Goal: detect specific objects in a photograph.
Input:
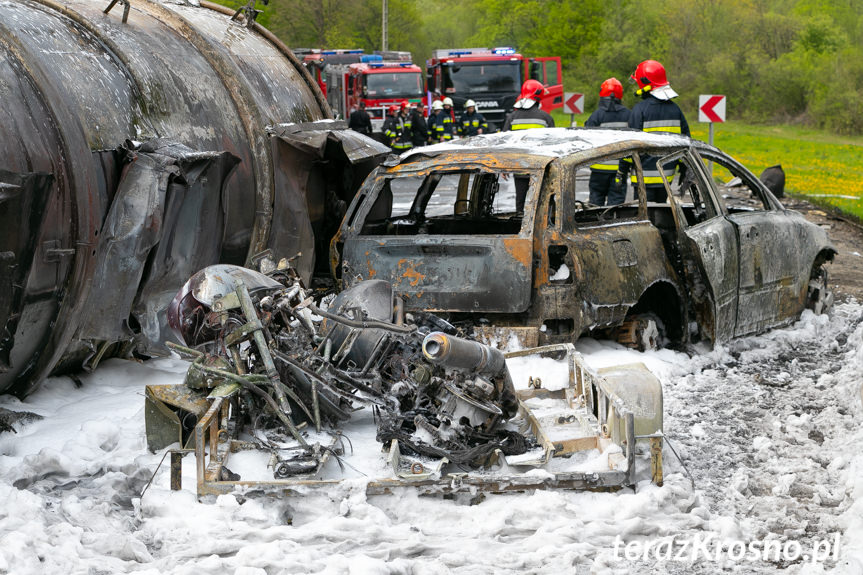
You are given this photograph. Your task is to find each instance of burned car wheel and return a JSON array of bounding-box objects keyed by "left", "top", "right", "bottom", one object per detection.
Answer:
[{"left": 616, "top": 313, "right": 664, "bottom": 352}]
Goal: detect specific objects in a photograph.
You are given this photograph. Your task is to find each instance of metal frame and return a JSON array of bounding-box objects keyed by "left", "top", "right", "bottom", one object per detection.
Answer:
[{"left": 170, "top": 342, "right": 662, "bottom": 497}]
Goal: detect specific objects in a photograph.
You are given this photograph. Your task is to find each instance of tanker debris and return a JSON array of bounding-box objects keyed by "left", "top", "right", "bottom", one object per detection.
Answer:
[
  {"left": 0, "top": 0, "right": 389, "bottom": 399},
  {"left": 147, "top": 255, "right": 665, "bottom": 496}
]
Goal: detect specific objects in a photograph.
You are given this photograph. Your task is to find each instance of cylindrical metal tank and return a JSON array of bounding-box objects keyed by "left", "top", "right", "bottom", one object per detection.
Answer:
[{"left": 0, "top": 0, "right": 333, "bottom": 396}]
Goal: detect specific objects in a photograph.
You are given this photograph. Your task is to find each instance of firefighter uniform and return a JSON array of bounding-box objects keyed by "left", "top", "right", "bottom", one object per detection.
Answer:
[
  {"left": 410, "top": 105, "right": 429, "bottom": 147},
  {"left": 626, "top": 61, "right": 690, "bottom": 203},
  {"left": 585, "top": 97, "right": 631, "bottom": 205},
  {"left": 434, "top": 111, "right": 455, "bottom": 142},
  {"left": 383, "top": 112, "right": 413, "bottom": 152},
  {"left": 505, "top": 80, "right": 555, "bottom": 211},
  {"left": 502, "top": 106, "right": 555, "bottom": 131},
  {"left": 627, "top": 96, "right": 689, "bottom": 202},
  {"left": 459, "top": 109, "right": 488, "bottom": 137}
]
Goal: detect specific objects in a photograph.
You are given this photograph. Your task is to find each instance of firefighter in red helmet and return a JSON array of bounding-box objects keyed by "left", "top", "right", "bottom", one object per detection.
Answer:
[
  {"left": 626, "top": 60, "right": 690, "bottom": 203},
  {"left": 382, "top": 102, "right": 413, "bottom": 152},
  {"left": 503, "top": 79, "right": 555, "bottom": 131},
  {"left": 584, "top": 77, "right": 631, "bottom": 206},
  {"left": 503, "top": 79, "right": 556, "bottom": 212}
]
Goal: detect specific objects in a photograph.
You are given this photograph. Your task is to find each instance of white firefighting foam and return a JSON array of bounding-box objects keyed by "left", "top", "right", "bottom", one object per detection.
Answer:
[{"left": 0, "top": 303, "right": 861, "bottom": 574}]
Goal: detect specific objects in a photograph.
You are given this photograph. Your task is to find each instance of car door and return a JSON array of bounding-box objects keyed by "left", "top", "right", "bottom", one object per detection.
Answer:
[
  {"left": 663, "top": 149, "right": 740, "bottom": 343},
  {"left": 528, "top": 57, "right": 563, "bottom": 111},
  {"left": 699, "top": 150, "right": 806, "bottom": 336}
]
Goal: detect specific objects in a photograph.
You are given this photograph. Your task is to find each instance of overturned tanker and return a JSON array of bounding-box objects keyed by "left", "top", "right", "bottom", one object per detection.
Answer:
[
  {"left": 147, "top": 258, "right": 666, "bottom": 496},
  {"left": 0, "top": 0, "right": 390, "bottom": 397}
]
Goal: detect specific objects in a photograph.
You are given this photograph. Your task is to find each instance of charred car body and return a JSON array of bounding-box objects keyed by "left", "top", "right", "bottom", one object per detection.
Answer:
[{"left": 331, "top": 129, "right": 836, "bottom": 349}]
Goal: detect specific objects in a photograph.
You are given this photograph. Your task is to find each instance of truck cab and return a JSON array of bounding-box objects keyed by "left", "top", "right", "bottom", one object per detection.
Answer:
[
  {"left": 326, "top": 53, "right": 424, "bottom": 136},
  {"left": 427, "top": 47, "right": 563, "bottom": 131}
]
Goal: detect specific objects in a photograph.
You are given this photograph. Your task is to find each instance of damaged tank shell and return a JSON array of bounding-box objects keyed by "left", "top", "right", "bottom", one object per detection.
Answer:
[{"left": 0, "top": 0, "right": 346, "bottom": 396}]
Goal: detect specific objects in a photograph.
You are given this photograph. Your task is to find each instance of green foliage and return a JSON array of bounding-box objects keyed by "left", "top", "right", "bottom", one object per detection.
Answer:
[{"left": 210, "top": 0, "right": 863, "bottom": 136}]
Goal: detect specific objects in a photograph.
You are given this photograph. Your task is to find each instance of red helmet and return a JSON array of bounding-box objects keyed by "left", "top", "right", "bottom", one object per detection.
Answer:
[
  {"left": 631, "top": 60, "right": 669, "bottom": 91},
  {"left": 519, "top": 79, "right": 546, "bottom": 101},
  {"left": 400, "top": 100, "right": 409, "bottom": 110},
  {"left": 599, "top": 77, "right": 623, "bottom": 99},
  {"left": 388, "top": 104, "right": 400, "bottom": 114}
]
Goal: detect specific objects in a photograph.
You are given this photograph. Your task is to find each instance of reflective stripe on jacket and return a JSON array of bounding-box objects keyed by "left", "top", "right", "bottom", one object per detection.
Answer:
[
  {"left": 503, "top": 106, "right": 555, "bottom": 131},
  {"left": 628, "top": 95, "right": 690, "bottom": 186},
  {"left": 585, "top": 97, "right": 631, "bottom": 171},
  {"left": 459, "top": 111, "right": 488, "bottom": 136}
]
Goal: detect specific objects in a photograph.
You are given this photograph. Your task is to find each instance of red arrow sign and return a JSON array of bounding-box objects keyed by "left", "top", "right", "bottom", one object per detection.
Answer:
[
  {"left": 564, "top": 92, "right": 584, "bottom": 115},
  {"left": 699, "top": 95, "right": 726, "bottom": 123}
]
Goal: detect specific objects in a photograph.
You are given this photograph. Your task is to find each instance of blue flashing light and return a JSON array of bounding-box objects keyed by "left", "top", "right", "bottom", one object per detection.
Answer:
[
  {"left": 369, "top": 62, "right": 384, "bottom": 68},
  {"left": 448, "top": 50, "right": 473, "bottom": 57},
  {"left": 492, "top": 46, "right": 516, "bottom": 55},
  {"left": 361, "top": 54, "right": 384, "bottom": 63},
  {"left": 399, "top": 62, "right": 413, "bottom": 67}
]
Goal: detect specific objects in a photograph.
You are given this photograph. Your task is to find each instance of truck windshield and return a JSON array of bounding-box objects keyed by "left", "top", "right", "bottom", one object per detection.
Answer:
[
  {"left": 442, "top": 61, "right": 521, "bottom": 94},
  {"left": 365, "top": 72, "right": 423, "bottom": 98}
]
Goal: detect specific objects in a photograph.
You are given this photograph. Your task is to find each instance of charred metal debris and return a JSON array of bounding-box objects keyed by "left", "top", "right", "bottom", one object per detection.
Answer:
[{"left": 147, "top": 254, "right": 665, "bottom": 496}]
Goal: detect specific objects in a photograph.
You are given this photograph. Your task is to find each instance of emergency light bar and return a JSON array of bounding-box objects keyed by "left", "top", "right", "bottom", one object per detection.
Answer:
[
  {"left": 322, "top": 49, "right": 364, "bottom": 55},
  {"left": 492, "top": 46, "right": 516, "bottom": 55},
  {"left": 369, "top": 61, "right": 416, "bottom": 68},
  {"left": 361, "top": 54, "right": 384, "bottom": 63}
]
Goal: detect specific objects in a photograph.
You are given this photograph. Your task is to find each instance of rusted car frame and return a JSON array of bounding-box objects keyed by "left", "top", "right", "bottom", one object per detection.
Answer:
[{"left": 331, "top": 129, "right": 836, "bottom": 348}]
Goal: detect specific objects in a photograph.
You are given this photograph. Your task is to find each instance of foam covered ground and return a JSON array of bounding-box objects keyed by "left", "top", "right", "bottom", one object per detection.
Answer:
[{"left": 1, "top": 303, "right": 861, "bottom": 574}]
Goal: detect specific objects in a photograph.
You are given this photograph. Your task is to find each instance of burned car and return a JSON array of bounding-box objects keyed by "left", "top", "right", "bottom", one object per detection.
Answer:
[{"left": 331, "top": 129, "right": 836, "bottom": 349}]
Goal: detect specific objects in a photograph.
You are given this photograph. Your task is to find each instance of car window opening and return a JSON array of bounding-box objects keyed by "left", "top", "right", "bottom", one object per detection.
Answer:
[{"left": 359, "top": 171, "right": 532, "bottom": 236}]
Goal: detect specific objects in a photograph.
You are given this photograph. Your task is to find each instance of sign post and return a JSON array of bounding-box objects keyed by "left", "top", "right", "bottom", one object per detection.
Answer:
[
  {"left": 564, "top": 92, "right": 584, "bottom": 127},
  {"left": 699, "top": 94, "right": 726, "bottom": 176}
]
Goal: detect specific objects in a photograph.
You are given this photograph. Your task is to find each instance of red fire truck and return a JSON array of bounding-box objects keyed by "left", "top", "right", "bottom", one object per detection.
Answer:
[
  {"left": 293, "top": 49, "right": 366, "bottom": 99},
  {"left": 325, "top": 52, "right": 425, "bottom": 137},
  {"left": 426, "top": 47, "right": 563, "bottom": 131}
]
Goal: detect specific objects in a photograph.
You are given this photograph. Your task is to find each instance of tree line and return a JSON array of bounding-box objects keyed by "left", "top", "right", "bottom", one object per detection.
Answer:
[{"left": 217, "top": 0, "right": 863, "bottom": 135}]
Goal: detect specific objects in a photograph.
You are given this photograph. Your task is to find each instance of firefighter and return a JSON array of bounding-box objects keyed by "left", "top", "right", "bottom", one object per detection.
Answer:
[
  {"left": 434, "top": 97, "right": 456, "bottom": 142},
  {"left": 428, "top": 100, "right": 443, "bottom": 144},
  {"left": 348, "top": 101, "right": 372, "bottom": 136},
  {"left": 584, "top": 78, "right": 631, "bottom": 206},
  {"left": 626, "top": 59, "right": 690, "bottom": 203},
  {"left": 502, "top": 79, "right": 555, "bottom": 131},
  {"left": 503, "top": 80, "right": 555, "bottom": 211},
  {"left": 458, "top": 100, "right": 488, "bottom": 137},
  {"left": 383, "top": 103, "right": 413, "bottom": 153},
  {"left": 410, "top": 101, "right": 429, "bottom": 147}
]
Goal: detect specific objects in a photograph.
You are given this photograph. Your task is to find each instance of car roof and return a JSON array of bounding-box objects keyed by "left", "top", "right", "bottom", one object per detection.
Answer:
[{"left": 401, "top": 127, "right": 695, "bottom": 162}]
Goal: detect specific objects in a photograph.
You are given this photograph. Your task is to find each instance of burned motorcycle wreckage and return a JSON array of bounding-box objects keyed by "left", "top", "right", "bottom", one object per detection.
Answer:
[
  {"left": 152, "top": 256, "right": 526, "bottom": 478},
  {"left": 147, "top": 257, "right": 666, "bottom": 496}
]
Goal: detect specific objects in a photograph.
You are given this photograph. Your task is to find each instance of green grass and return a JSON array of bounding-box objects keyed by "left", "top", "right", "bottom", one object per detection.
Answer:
[{"left": 550, "top": 110, "right": 863, "bottom": 221}]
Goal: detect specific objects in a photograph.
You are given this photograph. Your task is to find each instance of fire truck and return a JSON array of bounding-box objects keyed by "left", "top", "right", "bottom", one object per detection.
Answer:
[
  {"left": 325, "top": 52, "right": 425, "bottom": 137},
  {"left": 426, "top": 47, "right": 563, "bottom": 131},
  {"left": 292, "top": 48, "right": 366, "bottom": 99}
]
